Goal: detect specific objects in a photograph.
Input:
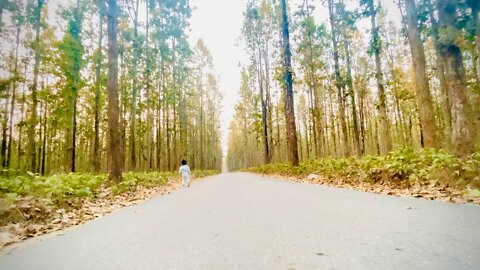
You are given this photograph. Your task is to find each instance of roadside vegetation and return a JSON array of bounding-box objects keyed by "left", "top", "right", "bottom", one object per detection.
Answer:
[
  {"left": 246, "top": 149, "right": 480, "bottom": 204},
  {"left": 0, "top": 170, "right": 218, "bottom": 248}
]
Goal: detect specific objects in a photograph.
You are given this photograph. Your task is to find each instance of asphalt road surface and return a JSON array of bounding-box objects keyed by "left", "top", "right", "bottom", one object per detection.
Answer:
[{"left": 1, "top": 173, "right": 479, "bottom": 270}]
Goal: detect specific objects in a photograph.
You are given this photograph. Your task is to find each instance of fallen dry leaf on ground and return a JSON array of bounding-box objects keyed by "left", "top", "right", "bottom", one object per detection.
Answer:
[
  {"left": 259, "top": 173, "right": 480, "bottom": 206},
  {"left": 0, "top": 176, "right": 205, "bottom": 249}
]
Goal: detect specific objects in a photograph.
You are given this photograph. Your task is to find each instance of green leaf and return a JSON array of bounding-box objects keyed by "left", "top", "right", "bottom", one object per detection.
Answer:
[{"left": 470, "top": 189, "right": 480, "bottom": 198}]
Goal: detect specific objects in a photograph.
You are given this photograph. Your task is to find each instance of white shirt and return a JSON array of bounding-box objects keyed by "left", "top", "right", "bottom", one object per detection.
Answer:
[{"left": 179, "top": 165, "right": 191, "bottom": 175}]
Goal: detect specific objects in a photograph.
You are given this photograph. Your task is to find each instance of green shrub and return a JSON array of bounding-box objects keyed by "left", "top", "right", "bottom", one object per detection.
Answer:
[
  {"left": 246, "top": 148, "right": 480, "bottom": 187},
  {"left": 0, "top": 169, "right": 219, "bottom": 205}
]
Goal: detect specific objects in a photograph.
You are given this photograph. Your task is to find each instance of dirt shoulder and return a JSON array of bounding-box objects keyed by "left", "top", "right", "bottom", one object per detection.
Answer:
[{"left": 255, "top": 172, "right": 480, "bottom": 205}]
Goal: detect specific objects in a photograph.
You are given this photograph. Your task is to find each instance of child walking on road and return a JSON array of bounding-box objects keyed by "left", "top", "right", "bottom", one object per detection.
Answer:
[{"left": 179, "top": 160, "right": 191, "bottom": 187}]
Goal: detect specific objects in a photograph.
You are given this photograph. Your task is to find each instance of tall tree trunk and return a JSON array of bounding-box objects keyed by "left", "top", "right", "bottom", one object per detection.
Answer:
[
  {"left": 313, "top": 89, "right": 324, "bottom": 157},
  {"left": 93, "top": 7, "right": 103, "bottom": 172},
  {"left": 199, "top": 73, "right": 204, "bottom": 169},
  {"left": 327, "top": 85, "right": 337, "bottom": 156},
  {"left": 280, "top": 0, "right": 299, "bottom": 166},
  {"left": 145, "top": 1, "right": 152, "bottom": 170},
  {"left": 343, "top": 31, "right": 361, "bottom": 156},
  {"left": 129, "top": 0, "right": 140, "bottom": 170},
  {"left": 41, "top": 100, "right": 47, "bottom": 175},
  {"left": 172, "top": 36, "right": 177, "bottom": 171},
  {"left": 304, "top": 0, "right": 318, "bottom": 158},
  {"left": 304, "top": 6, "right": 321, "bottom": 157},
  {"left": 304, "top": 107, "right": 310, "bottom": 159},
  {"left": 257, "top": 48, "right": 270, "bottom": 164},
  {"left": 367, "top": 0, "right": 392, "bottom": 155},
  {"left": 437, "top": 0, "right": 476, "bottom": 157},
  {"left": 38, "top": 99, "right": 43, "bottom": 173},
  {"left": 264, "top": 41, "right": 274, "bottom": 162},
  {"left": 275, "top": 95, "right": 281, "bottom": 161},
  {"left": 65, "top": 89, "right": 75, "bottom": 172},
  {"left": 405, "top": 0, "right": 438, "bottom": 148},
  {"left": 105, "top": 0, "right": 124, "bottom": 181},
  {"left": 307, "top": 83, "right": 317, "bottom": 157},
  {"left": 65, "top": 0, "right": 82, "bottom": 173},
  {"left": 6, "top": 25, "right": 21, "bottom": 168},
  {"left": 327, "top": 0, "right": 349, "bottom": 157},
  {"left": 427, "top": 0, "right": 451, "bottom": 145},
  {"left": 156, "top": 85, "right": 161, "bottom": 170},
  {"left": 27, "top": 0, "right": 44, "bottom": 173},
  {"left": 17, "top": 65, "right": 27, "bottom": 170},
  {"left": 1, "top": 83, "right": 9, "bottom": 167},
  {"left": 72, "top": 97, "right": 77, "bottom": 172},
  {"left": 358, "top": 82, "right": 366, "bottom": 154},
  {"left": 65, "top": 93, "right": 74, "bottom": 172},
  {"left": 166, "top": 101, "right": 171, "bottom": 171}
]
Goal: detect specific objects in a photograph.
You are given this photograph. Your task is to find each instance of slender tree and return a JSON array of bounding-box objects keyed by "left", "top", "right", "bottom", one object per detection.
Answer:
[
  {"left": 328, "top": 0, "right": 349, "bottom": 157},
  {"left": 280, "top": 0, "right": 299, "bottom": 166},
  {"left": 404, "top": 0, "right": 438, "bottom": 148},
  {"left": 126, "top": 0, "right": 140, "bottom": 170},
  {"left": 363, "top": 0, "right": 392, "bottom": 155},
  {"left": 105, "top": 0, "right": 124, "bottom": 181},
  {"left": 426, "top": 0, "right": 451, "bottom": 144},
  {"left": 26, "top": 0, "right": 44, "bottom": 172},
  {"left": 59, "top": 0, "right": 84, "bottom": 172},
  {"left": 93, "top": 0, "right": 104, "bottom": 172}
]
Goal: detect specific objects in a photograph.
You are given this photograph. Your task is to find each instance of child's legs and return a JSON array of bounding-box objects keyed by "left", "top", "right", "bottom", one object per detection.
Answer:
[{"left": 182, "top": 173, "right": 189, "bottom": 186}]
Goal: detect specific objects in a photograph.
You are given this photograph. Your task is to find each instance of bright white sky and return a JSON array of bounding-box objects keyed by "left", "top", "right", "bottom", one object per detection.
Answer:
[{"left": 188, "top": 0, "right": 248, "bottom": 155}]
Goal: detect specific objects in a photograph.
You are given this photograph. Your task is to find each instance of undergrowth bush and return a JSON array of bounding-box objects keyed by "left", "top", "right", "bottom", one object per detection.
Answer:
[
  {"left": 0, "top": 172, "right": 107, "bottom": 205},
  {"left": 247, "top": 148, "right": 480, "bottom": 188},
  {"left": 0, "top": 169, "right": 219, "bottom": 204}
]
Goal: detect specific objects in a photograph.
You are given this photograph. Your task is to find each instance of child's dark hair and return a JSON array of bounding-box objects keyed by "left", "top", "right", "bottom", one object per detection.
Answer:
[{"left": 181, "top": 159, "right": 187, "bottom": 165}]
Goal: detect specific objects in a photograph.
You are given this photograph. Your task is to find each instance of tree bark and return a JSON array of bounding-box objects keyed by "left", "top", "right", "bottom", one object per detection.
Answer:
[
  {"left": 41, "top": 100, "right": 47, "bottom": 175},
  {"left": 263, "top": 40, "right": 274, "bottom": 163},
  {"left": 1, "top": 83, "right": 9, "bottom": 167},
  {"left": 342, "top": 24, "right": 362, "bottom": 156},
  {"left": 93, "top": 4, "right": 103, "bottom": 172},
  {"left": 129, "top": 0, "right": 140, "bottom": 170},
  {"left": 426, "top": 0, "right": 451, "bottom": 145},
  {"left": 327, "top": 0, "right": 349, "bottom": 157},
  {"left": 17, "top": 65, "right": 27, "bottom": 170},
  {"left": 405, "top": 0, "right": 438, "bottom": 148},
  {"left": 27, "top": 0, "right": 44, "bottom": 173},
  {"left": 105, "top": 0, "right": 124, "bottom": 181},
  {"left": 437, "top": 0, "right": 476, "bottom": 157},
  {"left": 280, "top": 0, "right": 299, "bottom": 166},
  {"left": 6, "top": 24, "right": 21, "bottom": 168},
  {"left": 145, "top": 1, "right": 152, "bottom": 170},
  {"left": 367, "top": 0, "right": 392, "bottom": 155},
  {"left": 257, "top": 48, "right": 270, "bottom": 164}
]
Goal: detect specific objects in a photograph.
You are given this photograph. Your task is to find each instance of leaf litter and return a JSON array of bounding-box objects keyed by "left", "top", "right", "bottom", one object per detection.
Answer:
[
  {"left": 261, "top": 173, "right": 480, "bottom": 206},
  {"left": 0, "top": 175, "right": 208, "bottom": 249}
]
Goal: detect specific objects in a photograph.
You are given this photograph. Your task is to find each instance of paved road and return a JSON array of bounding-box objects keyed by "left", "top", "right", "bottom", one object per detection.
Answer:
[{"left": 1, "top": 173, "right": 479, "bottom": 270}]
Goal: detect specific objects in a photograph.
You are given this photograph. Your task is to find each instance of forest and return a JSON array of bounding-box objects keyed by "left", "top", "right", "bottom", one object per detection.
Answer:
[
  {"left": 227, "top": 0, "right": 480, "bottom": 172},
  {"left": 0, "top": 0, "right": 223, "bottom": 182},
  {"left": 0, "top": 0, "right": 479, "bottom": 261},
  {"left": 0, "top": 0, "right": 479, "bottom": 250}
]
